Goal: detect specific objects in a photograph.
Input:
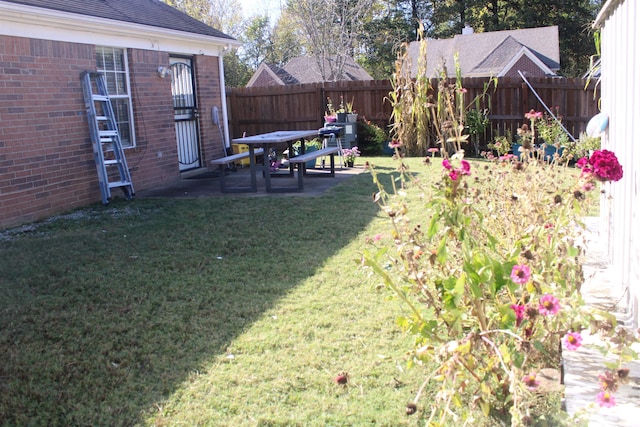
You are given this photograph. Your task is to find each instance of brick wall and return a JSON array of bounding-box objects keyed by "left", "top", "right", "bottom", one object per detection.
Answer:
[
  {"left": 193, "top": 55, "right": 225, "bottom": 161},
  {"left": 0, "top": 35, "right": 224, "bottom": 230},
  {"left": 125, "top": 49, "right": 180, "bottom": 191},
  {"left": 251, "top": 69, "right": 279, "bottom": 87},
  {"left": 0, "top": 36, "right": 97, "bottom": 228},
  {"left": 503, "top": 55, "right": 548, "bottom": 78}
]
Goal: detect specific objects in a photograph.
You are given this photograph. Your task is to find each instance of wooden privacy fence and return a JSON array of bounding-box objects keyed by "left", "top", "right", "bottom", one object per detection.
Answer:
[{"left": 226, "top": 77, "right": 599, "bottom": 147}]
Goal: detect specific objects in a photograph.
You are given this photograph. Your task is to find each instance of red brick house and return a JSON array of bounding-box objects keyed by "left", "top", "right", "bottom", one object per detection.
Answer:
[
  {"left": 0, "top": 0, "right": 240, "bottom": 229},
  {"left": 409, "top": 26, "right": 560, "bottom": 78}
]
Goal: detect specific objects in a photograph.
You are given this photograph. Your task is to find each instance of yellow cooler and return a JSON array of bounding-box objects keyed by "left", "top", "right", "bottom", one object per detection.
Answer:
[{"left": 231, "top": 143, "right": 250, "bottom": 166}]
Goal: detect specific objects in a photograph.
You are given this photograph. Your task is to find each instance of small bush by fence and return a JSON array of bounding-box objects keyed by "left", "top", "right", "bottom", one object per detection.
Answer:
[{"left": 226, "top": 77, "right": 599, "bottom": 151}]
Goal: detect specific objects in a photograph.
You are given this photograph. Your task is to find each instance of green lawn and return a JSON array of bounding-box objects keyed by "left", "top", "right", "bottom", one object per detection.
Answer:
[{"left": 0, "top": 157, "right": 596, "bottom": 426}]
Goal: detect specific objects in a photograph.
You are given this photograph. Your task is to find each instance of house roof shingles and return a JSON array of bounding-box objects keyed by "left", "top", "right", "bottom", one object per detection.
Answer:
[
  {"left": 2, "top": 0, "right": 235, "bottom": 40},
  {"left": 410, "top": 26, "right": 560, "bottom": 78}
]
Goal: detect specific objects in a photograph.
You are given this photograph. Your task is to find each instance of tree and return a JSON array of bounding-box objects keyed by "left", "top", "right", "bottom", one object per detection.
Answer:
[
  {"left": 163, "top": 0, "right": 244, "bottom": 37},
  {"left": 360, "top": 2, "right": 415, "bottom": 79},
  {"left": 269, "top": 11, "right": 304, "bottom": 67},
  {"left": 222, "top": 50, "right": 253, "bottom": 87},
  {"left": 286, "top": 0, "right": 377, "bottom": 81},
  {"left": 241, "top": 15, "right": 273, "bottom": 69}
]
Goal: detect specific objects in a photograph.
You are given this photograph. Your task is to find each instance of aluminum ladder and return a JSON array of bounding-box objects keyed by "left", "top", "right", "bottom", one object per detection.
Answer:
[{"left": 81, "top": 71, "right": 134, "bottom": 204}]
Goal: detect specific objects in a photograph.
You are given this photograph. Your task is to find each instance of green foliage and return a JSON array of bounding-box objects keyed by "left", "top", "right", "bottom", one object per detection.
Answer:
[{"left": 357, "top": 119, "right": 388, "bottom": 155}]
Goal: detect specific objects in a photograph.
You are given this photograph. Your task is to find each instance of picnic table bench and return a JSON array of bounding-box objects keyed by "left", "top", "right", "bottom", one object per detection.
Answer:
[
  {"left": 210, "top": 148, "right": 264, "bottom": 193},
  {"left": 288, "top": 146, "right": 340, "bottom": 191}
]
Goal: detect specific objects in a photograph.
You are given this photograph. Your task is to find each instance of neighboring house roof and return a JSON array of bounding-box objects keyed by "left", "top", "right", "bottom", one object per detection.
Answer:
[
  {"left": 1, "top": 0, "right": 235, "bottom": 40},
  {"left": 246, "top": 56, "right": 373, "bottom": 87},
  {"left": 409, "top": 26, "right": 560, "bottom": 78}
]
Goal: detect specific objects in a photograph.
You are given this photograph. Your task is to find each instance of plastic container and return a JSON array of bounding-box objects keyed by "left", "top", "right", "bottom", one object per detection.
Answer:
[{"left": 231, "top": 143, "right": 250, "bottom": 166}]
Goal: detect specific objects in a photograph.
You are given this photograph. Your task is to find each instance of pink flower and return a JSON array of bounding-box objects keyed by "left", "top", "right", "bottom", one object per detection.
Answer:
[
  {"left": 442, "top": 159, "right": 452, "bottom": 170},
  {"left": 460, "top": 160, "right": 471, "bottom": 175},
  {"left": 510, "top": 264, "right": 531, "bottom": 285},
  {"left": 539, "top": 294, "right": 560, "bottom": 316},
  {"left": 582, "top": 181, "right": 595, "bottom": 192},
  {"left": 596, "top": 391, "right": 616, "bottom": 408},
  {"left": 588, "top": 149, "right": 623, "bottom": 182},
  {"left": 388, "top": 140, "right": 402, "bottom": 149},
  {"left": 525, "top": 110, "right": 543, "bottom": 120},
  {"left": 511, "top": 304, "right": 525, "bottom": 327},
  {"left": 562, "top": 331, "right": 583, "bottom": 350},
  {"left": 576, "top": 157, "right": 589, "bottom": 169},
  {"left": 448, "top": 170, "right": 459, "bottom": 181},
  {"left": 522, "top": 372, "right": 540, "bottom": 390}
]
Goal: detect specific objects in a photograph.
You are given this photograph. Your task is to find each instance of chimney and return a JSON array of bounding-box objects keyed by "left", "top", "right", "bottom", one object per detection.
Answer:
[{"left": 462, "top": 24, "right": 474, "bottom": 35}]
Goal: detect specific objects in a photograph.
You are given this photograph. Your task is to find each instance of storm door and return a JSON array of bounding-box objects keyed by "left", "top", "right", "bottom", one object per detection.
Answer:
[{"left": 170, "top": 57, "right": 201, "bottom": 171}]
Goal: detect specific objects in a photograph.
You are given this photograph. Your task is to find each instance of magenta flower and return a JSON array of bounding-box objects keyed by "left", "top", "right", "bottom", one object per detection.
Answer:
[
  {"left": 522, "top": 372, "right": 539, "bottom": 390},
  {"left": 511, "top": 304, "right": 525, "bottom": 327},
  {"left": 460, "top": 160, "right": 471, "bottom": 175},
  {"left": 596, "top": 391, "right": 616, "bottom": 408},
  {"left": 539, "top": 294, "right": 560, "bottom": 316},
  {"left": 510, "top": 264, "right": 531, "bottom": 285},
  {"left": 562, "top": 331, "right": 583, "bottom": 350},
  {"left": 448, "top": 170, "right": 459, "bottom": 181},
  {"left": 576, "top": 157, "right": 589, "bottom": 169},
  {"left": 588, "top": 149, "right": 623, "bottom": 182},
  {"left": 388, "top": 140, "right": 402, "bottom": 149},
  {"left": 442, "top": 159, "right": 452, "bottom": 170}
]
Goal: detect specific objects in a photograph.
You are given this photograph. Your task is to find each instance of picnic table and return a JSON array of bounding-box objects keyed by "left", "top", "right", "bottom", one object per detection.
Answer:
[{"left": 231, "top": 130, "right": 335, "bottom": 193}]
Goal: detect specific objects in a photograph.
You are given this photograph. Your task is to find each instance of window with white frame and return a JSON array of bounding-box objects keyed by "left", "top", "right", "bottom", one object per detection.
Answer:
[{"left": 95, "top": 46, "right": 135, "bottom": 147}]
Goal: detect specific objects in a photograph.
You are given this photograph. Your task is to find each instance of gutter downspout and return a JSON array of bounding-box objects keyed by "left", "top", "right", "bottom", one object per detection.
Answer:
[{"left": 219, "top": 46, "right": 231, "bottom": 149}]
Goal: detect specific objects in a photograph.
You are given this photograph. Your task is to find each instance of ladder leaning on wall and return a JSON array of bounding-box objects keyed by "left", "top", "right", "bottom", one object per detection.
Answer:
[{"left": 81, "top": 71, "right": 134, "bottom": 205}]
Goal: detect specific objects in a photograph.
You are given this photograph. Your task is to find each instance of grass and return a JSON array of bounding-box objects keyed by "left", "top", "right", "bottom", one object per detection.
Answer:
[{"left": 0, "top": 157, "right": 597, "bottom": 426}]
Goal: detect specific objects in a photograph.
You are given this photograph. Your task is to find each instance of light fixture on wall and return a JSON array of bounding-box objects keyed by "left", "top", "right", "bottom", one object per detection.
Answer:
[{"left": 157, "top": 66, "right": 172, "bottom": 78}]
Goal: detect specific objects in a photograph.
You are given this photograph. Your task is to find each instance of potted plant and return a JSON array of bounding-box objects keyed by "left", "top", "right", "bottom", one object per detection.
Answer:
[
  {"left": 324, "top": 97, "right": 337, "bottom": 123},
  {"left": 345, "top": 98, "right": 358, "bottom": 123},
  {"left": 335, "top": 95, "right": 348, "bottom": 122},
  {"left": 342, "top": 146, "right": 361, "bottom": 167}
]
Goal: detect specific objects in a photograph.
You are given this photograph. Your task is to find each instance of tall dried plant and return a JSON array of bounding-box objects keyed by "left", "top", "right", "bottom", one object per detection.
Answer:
[{"left": 388, "top": 26, "right": 496, "bottom": 157}]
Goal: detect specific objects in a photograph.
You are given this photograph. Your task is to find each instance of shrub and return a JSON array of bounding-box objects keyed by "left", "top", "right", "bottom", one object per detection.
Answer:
[{"left": 357, "top": 119, "right": 387, "bottom": 156}]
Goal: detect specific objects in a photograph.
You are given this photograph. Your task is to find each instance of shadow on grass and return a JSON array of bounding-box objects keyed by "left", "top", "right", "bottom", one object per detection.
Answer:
[{"left": 0, "top": 170, "right": 394, "bottom": 425}]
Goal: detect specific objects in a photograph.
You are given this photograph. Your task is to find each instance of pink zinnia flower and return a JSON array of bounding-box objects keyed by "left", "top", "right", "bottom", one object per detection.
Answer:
[
  {"left": 442, "top": 159, "right": 452, "bottom": 170},
  {"left": 525, "top": 110, "right": 543, "bottom": 120},
  {"left": 510, "top": 264, "right": 531, "bottom": 285},
  {"left": 562, "top": 331, "right": 583, "bottom": 350},
  {"left": 511, "top": 304, "right": 525, "bottom": 327},
  {"left": 576, "top": 157, "right": 589, "bottom": 169},
  {"left": 460, "top": 160, "right": 471, "bottom": 175},
  {"left": 449, "top": 170, "right": 459, "bottom": 181},
  {"left": 539, "top": 294, "right": 560, "bottom": 316},
  {"left": 522, "top": 373, "right": 539, "bottom": 390},
  {"left": 596, "top": 391, "right": 616, "bottom": 408}
]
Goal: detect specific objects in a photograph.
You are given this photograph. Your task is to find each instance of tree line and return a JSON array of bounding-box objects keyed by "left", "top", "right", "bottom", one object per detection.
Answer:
[{"left": 163, "top": 0, "right": 604, "bottom": 87}]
